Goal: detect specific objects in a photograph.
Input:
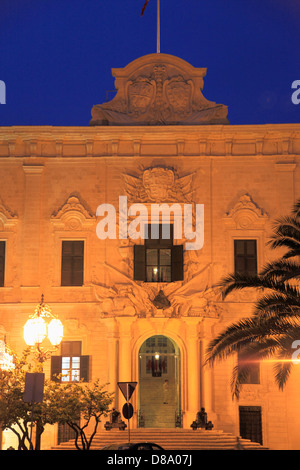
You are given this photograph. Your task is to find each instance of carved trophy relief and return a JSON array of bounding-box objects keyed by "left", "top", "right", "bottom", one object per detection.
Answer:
[
  {"left": 123, "top": 166, "right": 194, "bottom": 204},
  {"left": 91, "top": 259, "right": 223, "bottom": 320}
]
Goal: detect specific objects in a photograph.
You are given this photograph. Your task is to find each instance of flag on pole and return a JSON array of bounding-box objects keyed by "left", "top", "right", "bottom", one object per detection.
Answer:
[{"left": 141, "top": 0, "right": 150, "bottom": 16}]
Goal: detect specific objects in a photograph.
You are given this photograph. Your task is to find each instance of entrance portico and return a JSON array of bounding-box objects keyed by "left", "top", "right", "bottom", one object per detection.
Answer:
[
  {"left": 113, "top": 316, "right": 209, "bottom": 430},
  {"left": 138, "top": 335, "right": 181, "bottom": 428}
]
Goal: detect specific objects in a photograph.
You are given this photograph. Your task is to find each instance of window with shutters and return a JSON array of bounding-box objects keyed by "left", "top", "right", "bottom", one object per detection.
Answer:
[
  {"left": 61, "top": 240, "right": 84, "bottom": 286},
  {"left": 0, "top": 241, "right": 5, "bottom": 287},
  {"left": 234, "top": 239, "right": 257, "bottom": 276},
  {"left": 51, "top": 341, "right": 90, "bottom": 382},
  {"left": 134, "top": 224, "right": 183, "bottom": 282}
]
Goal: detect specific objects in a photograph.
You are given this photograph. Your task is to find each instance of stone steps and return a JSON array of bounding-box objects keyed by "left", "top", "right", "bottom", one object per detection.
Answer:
[{"left": 51, "top": 428, "right": 268, "bottom": 450}]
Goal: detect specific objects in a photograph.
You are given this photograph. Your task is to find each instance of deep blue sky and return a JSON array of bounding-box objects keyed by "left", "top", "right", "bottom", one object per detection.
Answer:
[{"left": 0, "top": 0, "right": 299, "bottom": 126}]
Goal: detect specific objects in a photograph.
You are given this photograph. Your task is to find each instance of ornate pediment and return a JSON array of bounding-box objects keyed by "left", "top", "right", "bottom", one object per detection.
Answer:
[
  {"left": 51, "top": 193, "right": 95, "bottom": 230},
  {"left": 224, "top": 194, "right": 268, "bottom": 229},
  {"left": 0, "top": 197, "right": 18, "bottom": 230},
  {"left": 90, "top": 53, "right": 229, "bottom": 126}
]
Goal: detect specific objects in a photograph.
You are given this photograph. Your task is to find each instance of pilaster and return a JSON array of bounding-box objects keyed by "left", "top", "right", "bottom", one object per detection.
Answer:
[{"left": 21, "top": 165, "right": 44, "bottom": 288}]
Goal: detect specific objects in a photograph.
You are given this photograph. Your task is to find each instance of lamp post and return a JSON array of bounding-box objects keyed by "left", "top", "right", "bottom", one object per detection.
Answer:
[
  {"left": 23, "top": 294, "right": 63, "bottom": 363},
  {"left": 23, "top": 295, "right": 63, "bottom": 450}
]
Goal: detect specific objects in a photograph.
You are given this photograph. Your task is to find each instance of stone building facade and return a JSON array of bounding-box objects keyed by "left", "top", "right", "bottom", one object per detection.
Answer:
[{"left": 1, "top": 53, "right": 300, "bottom": 449}]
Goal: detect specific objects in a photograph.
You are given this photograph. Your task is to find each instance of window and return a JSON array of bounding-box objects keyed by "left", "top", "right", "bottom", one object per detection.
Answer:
[
  {"left": 234, "top": 240, "right": 257, "bottom": 276},
  {"left": 134, "top": 224, "right": 183, "bottom": 282},
  {"left": 61, "top": 240, "right": 84, "bottom": 286},
  {"left": 51, "top": 341, "right": 90, "bottom": 382},
  {"left": 238, "top": 352, "right": 260, "bottom": 384},
  {"left": 0, "top": 241, "right": 5, "bottom": 287}
]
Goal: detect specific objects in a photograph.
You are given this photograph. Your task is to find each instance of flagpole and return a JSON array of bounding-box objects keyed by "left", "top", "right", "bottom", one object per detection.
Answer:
[{"left": 157, "top": 0, "right": 160, "bottom": 53}]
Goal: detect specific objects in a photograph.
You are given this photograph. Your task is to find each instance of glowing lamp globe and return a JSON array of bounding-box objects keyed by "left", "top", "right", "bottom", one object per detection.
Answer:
[
  {"left": 48, "top": 318, "right": 63, "bottom": 346},
  {"left": 23, "top": 295, "right": 63, "bottom": 351},
  {"left": 24, "top": 317, "right": 47, "bottom": 346}
]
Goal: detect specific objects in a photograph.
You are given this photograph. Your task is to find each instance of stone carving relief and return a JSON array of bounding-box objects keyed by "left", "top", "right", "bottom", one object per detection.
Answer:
[
  {"left": 91, "top": 261, "right": 222, "bottom": 320},
  {"left": 123, "top": 166, "right": 194, "bottom": 203},
  {"left": 63, "top": 319, "right": 88, "bottom": 335},
  {"left": 90, "top": 53, "right": 228, "bottom": 126}
]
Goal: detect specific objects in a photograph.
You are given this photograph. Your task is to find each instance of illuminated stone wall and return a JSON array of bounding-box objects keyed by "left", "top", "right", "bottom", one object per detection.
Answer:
[{"left": 0, "top": 120, "right": 300, "bottom": 449}]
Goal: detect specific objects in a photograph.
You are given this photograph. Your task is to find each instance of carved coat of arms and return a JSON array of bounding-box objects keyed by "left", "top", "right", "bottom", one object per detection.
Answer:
[{"left": 90, "top": 53, "right": 229, "bottom": 126}]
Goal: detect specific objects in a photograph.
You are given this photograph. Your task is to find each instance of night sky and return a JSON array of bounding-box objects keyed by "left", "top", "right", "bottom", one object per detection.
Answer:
[{"left": 0, "top": 0, "right": 299, "bottom": 126}]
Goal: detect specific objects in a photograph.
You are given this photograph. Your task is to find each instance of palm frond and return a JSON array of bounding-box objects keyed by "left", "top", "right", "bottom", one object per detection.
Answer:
[
  {"left": 260, "top": 259, "right": 300, "bottom": 282},
  {"left": 273, "top": 361, "right": 293, "bottom": 390},
  {"left": 267, "top": 216, "right": 300, "bottom": 256},
  {"left": 220, "top": 273, "right": 266, "bottom": 299},
  {"left": 206, "top": 316, "right": 280, "bottom": 365},
  {"left": 254, "top": 291, "right": 300, "bottom": 320},
  {"left": 292, "top": 200, "right": 300, "bottom": 218}
]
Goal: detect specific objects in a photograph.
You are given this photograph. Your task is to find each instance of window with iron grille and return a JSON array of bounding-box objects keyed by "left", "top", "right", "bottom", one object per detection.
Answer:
[
  {"left": 57, "top": 420, "right": 80, "bottom": 445},
  {"left": 239, "top": 406, "right": 263, "bottom": 445}
]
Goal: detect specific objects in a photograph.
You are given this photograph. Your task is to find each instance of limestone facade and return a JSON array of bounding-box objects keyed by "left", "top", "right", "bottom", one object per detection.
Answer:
[{"left": 1, "top": 55, "right": 300, "bottom": 450}]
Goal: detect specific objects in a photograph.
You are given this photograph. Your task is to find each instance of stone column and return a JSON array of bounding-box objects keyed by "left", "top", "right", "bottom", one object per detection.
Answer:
[
  {"left": 199, "top": 319, "right": 217, "bottom": 424},
  {"left": 106, "top": 318, "right": 119, "bottom": 408},
  {"left": 275, "top": 163, "right": 296, "bottom": 215},
  {"left": 184, "top": 318, "right": 201, "bottom": 426},
  {"left": 117, "top": 317, "right": 134, "bottom": 408}
]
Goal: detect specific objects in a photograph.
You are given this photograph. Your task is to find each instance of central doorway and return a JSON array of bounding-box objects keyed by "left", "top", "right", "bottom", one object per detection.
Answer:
[{"left": 138, "top": 335, "right": 181, "bottom": 428}]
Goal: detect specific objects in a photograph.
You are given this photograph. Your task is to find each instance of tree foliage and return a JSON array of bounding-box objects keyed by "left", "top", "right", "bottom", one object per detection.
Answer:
[
  {"left": 0, "top": 349, "right": 113, "bottom": 450},
  {"left": 0, "top": 348, "right": 49, "bottom": 450},
  {"left": 45, "top": 379, "right": 113, "bottom": 450}
]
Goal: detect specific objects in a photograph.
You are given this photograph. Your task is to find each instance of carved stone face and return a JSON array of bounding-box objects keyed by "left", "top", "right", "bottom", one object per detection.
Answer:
[{"left": 142, "top": 167, "right": 175, "bottom": 201}]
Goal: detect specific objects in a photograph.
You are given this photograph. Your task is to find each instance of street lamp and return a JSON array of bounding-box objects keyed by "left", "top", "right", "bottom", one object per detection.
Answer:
[{"left": 23, "top": 295, "right": 63, "bottom": 362}]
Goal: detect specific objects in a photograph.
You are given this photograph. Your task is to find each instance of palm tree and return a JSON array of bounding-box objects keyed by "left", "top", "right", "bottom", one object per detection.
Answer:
[{"left": 206, "top": 200, "right": 300, "bottom": 399}]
